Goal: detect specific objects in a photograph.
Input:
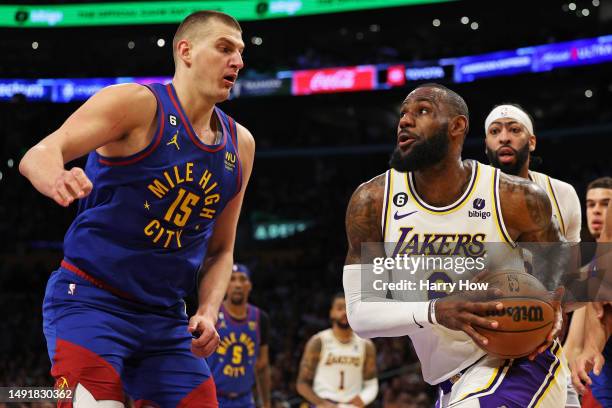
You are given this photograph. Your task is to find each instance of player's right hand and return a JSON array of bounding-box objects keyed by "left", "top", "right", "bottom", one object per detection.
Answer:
[
  {"left": 188, "top": 313, "right": 220, "bottom": 358},
  {"left": 570, "top": 347, "right": 605, "bottom": 394},
  {"left": 435, "top": 293, "right": 503, "bottom": 347},
  {"left": 51, "top": 167, "right": 93, "bottom": 207}
]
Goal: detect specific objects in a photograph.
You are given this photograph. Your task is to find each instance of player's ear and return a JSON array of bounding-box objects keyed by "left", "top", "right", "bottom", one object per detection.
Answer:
[
  {"left": 450, "top": 115, "right": 468, "bottom": 139},
  {"left": 529, "top": 133, "right": 536, "bottom": 152},
  {"left": 176, "top": 39, "right": 193, "bottom": 67}
]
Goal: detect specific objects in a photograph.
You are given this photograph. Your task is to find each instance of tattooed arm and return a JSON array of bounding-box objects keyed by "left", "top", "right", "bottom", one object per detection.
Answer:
[
  {"left": 296, "top": 335, "right": 334, "bottom": 407},
  {"left": 499, "top": 172, "right": 564, "bottom": 244},
  {"left": 345, "top": 174, "right": 386, "bottom": 265},
  {"left": 349, "top": 340, "right": 379, "bottom": 407},
  {"left": 499, "top": 173, "right": 567, "bottom": 357}
]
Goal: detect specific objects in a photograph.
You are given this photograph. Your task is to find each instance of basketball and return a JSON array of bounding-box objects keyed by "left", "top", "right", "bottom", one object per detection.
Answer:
[{"left": 474, "top": 271, "right": 555, "bottom": 359}]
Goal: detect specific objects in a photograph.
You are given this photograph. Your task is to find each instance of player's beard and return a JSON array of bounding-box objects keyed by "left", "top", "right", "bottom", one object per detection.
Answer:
[
  {"left": 486, "top": 142, "right": 530, "bottom": 176},
  {"left": 332, "top": 318, "right": 351, "bottom": 330},
  {"left": 230, "top": 292, "right": 245, "bottom": 305},
  {"left": 389, "top": 122, "right": 450, "bottom": 172}
]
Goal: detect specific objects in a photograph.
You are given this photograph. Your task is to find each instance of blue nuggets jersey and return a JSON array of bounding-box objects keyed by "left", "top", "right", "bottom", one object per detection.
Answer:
[
  {"left": 62, "top": 83, "right": 242, "bottom": 307},
  {"left": 208, "top": 304, "right": 261, "bottom": 396}
]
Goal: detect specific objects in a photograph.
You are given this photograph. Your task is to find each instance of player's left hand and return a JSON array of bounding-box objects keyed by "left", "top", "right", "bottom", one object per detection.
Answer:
[
  {"left": 528, "top": 286, "right": 564, "bottom": 361},
  {"left": 188, "top": 313, "right": 220, "bottom": 358},
  {"left": 570, "top": 347, "right": 605, "bottom": 394}
]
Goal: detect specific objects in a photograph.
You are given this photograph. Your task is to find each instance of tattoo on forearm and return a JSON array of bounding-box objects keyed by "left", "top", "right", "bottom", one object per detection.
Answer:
[
  {"left": 363, "top": 341, "right": 377, "bottom": 380},
  {"left": 298, "top": 337, "right": 322, "bottom": 384}
]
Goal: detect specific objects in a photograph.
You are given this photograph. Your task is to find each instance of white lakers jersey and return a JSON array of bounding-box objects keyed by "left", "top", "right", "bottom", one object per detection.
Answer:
[
  {"left": 529, "top": 170, "right": 581, "bottom": 243},
  {"left": 381, "top": 160, "right": 524, "bottom": 384},
  {"left": 313, "top": 329, "right": 367, "bottom": 403}
]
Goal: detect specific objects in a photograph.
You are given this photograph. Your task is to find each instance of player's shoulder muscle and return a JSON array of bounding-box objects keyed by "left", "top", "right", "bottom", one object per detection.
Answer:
[
  {"left": 52, "top": 83, "right": 158, "bottom": 162},
  {"left": 346, "top": 173, "right": 386, "bottom": 233},
  {"left": 498, "top": 171, "right": 553, "bottom": 234},
  {"left": 345, "top": 173, "right": 386, "bottom": 263}
]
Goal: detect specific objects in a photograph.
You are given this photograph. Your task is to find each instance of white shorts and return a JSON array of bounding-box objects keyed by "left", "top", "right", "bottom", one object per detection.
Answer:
[{"left": 435, "top": 341, "right": 568, "bottom": 408}]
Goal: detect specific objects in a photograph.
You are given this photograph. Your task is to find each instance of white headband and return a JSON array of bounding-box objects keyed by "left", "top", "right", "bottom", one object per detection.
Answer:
[{"left": 485, "top": 105, "right": 534, "bottom": 135}]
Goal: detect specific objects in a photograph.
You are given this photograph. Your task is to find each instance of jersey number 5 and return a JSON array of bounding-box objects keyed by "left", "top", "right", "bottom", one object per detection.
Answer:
[{"left": 232, "top": 345, "right": 243, "bottom": 365}]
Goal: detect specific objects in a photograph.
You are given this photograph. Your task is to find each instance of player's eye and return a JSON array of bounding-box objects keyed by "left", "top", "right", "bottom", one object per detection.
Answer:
[
  {"left": 419, "top": 108, "right": 429, "bottom": 115},
  {"left": 511, "top": 127, "right": 521, "bottom": 133}
]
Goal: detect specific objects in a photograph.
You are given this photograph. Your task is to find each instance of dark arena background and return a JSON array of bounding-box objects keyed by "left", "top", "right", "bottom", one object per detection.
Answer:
[{"left": 1, "top": 0, "right": 611, "bottom": 407}]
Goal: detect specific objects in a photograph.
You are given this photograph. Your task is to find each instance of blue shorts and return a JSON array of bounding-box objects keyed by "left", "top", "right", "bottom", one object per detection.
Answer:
[
  {"left": 217, "top": 393, "right": 255, "bottom": 408},
  {"left": 590, "top": 361, "right": 612, "bottom": 406},
  {"left": 43, "top": 267, "right": 216, "bottom": 408}
]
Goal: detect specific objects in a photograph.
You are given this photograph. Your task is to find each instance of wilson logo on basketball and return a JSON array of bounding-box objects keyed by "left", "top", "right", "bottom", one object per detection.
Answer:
[
  {"left": 486, "top": 306, "right": 544, "bottom": 322},
  {"left": 468, "top": 198, "right": 491, "bottom": 219}
]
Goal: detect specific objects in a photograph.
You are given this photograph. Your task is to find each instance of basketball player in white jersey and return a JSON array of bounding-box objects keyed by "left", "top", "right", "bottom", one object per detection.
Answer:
[
  {"left": 343, "top": 83, "right": 568, "bottom": 407},
  {"left": 484, "top": 103, "right": 582, "bottom": 408},
  {"left": 297, "top": 293, "right": 378, "bottom": 407},
  {"left": 484, "top": 103, "right": 581, "bottom": 243}
]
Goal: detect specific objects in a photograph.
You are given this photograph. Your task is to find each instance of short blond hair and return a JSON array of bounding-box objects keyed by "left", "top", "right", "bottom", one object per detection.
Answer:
[{"left": 172, "top": 10, "right": 242, "bottom": 64}]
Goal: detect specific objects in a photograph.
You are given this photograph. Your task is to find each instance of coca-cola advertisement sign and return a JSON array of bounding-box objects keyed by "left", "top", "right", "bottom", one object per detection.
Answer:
[{"left": 292, "top": 66, "right": 377, "bottom": 95}]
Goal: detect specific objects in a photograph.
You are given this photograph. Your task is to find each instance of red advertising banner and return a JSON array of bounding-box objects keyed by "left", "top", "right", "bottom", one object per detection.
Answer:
[{"left": 292, "top": 66, "right": 377, "bottom": 95}]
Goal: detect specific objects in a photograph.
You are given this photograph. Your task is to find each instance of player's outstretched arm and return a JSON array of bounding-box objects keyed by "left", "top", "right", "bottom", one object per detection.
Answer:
[
  {"left": 19, "top": 84, "right": 157, "bottom": 207},
  {"left": 349, "top": 340, "right": 378, "bottom": 407},
  {"left": 570, "top": 302, "right": 610, "bottom": 394},
  {"left": 189, "top": 123, "right": 255, "bottom": 358},
  {"left": 296, "top": 335, "right": 334, "bottom": 408}
]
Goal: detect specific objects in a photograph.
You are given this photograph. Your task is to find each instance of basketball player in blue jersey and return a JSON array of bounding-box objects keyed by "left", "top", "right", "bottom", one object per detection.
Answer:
[
  {"left": 19, "top": 10, "right": 255, "bottom": 408},
  {"left": 343, "top": 83, "right": 569, "bottom": 407},
  {"left": 570, "top": 179, "right": 612, "bottom": 407},
  {"left": 207, "top": 264, "right": 271, "bottom": 408}
]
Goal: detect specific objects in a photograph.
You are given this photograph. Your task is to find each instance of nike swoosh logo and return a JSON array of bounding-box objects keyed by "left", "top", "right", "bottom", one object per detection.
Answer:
[
  {"left": 394, "top": 210, "right": 417, "bottom": 220},
  {"left": 412, "top": 313, "right": 423, "bottom": 329}
]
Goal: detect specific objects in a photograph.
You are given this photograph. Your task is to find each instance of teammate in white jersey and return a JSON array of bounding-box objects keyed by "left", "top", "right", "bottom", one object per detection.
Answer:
[
  {"left": 343, "top": 83, "right": 567, "bottom": 407},
  {"left": 484, "top": 103, "right": 581, "bottom": 243},
  {"left": 297, "top": 293, "right": 378, "bottom": 407},
  {"left": 484, "top": 103, "right": 582, "bottom": 408}
]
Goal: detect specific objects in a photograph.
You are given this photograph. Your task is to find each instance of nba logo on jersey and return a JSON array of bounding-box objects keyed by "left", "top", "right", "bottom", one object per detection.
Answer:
[{"left": 68, "top": 284, "right": 76, "bottom": 295}]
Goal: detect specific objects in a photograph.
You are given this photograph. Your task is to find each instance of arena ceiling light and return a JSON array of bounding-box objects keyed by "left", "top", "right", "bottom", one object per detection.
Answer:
[{"left": 0, "top": 0, "right": 455, "bottom": 28}]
